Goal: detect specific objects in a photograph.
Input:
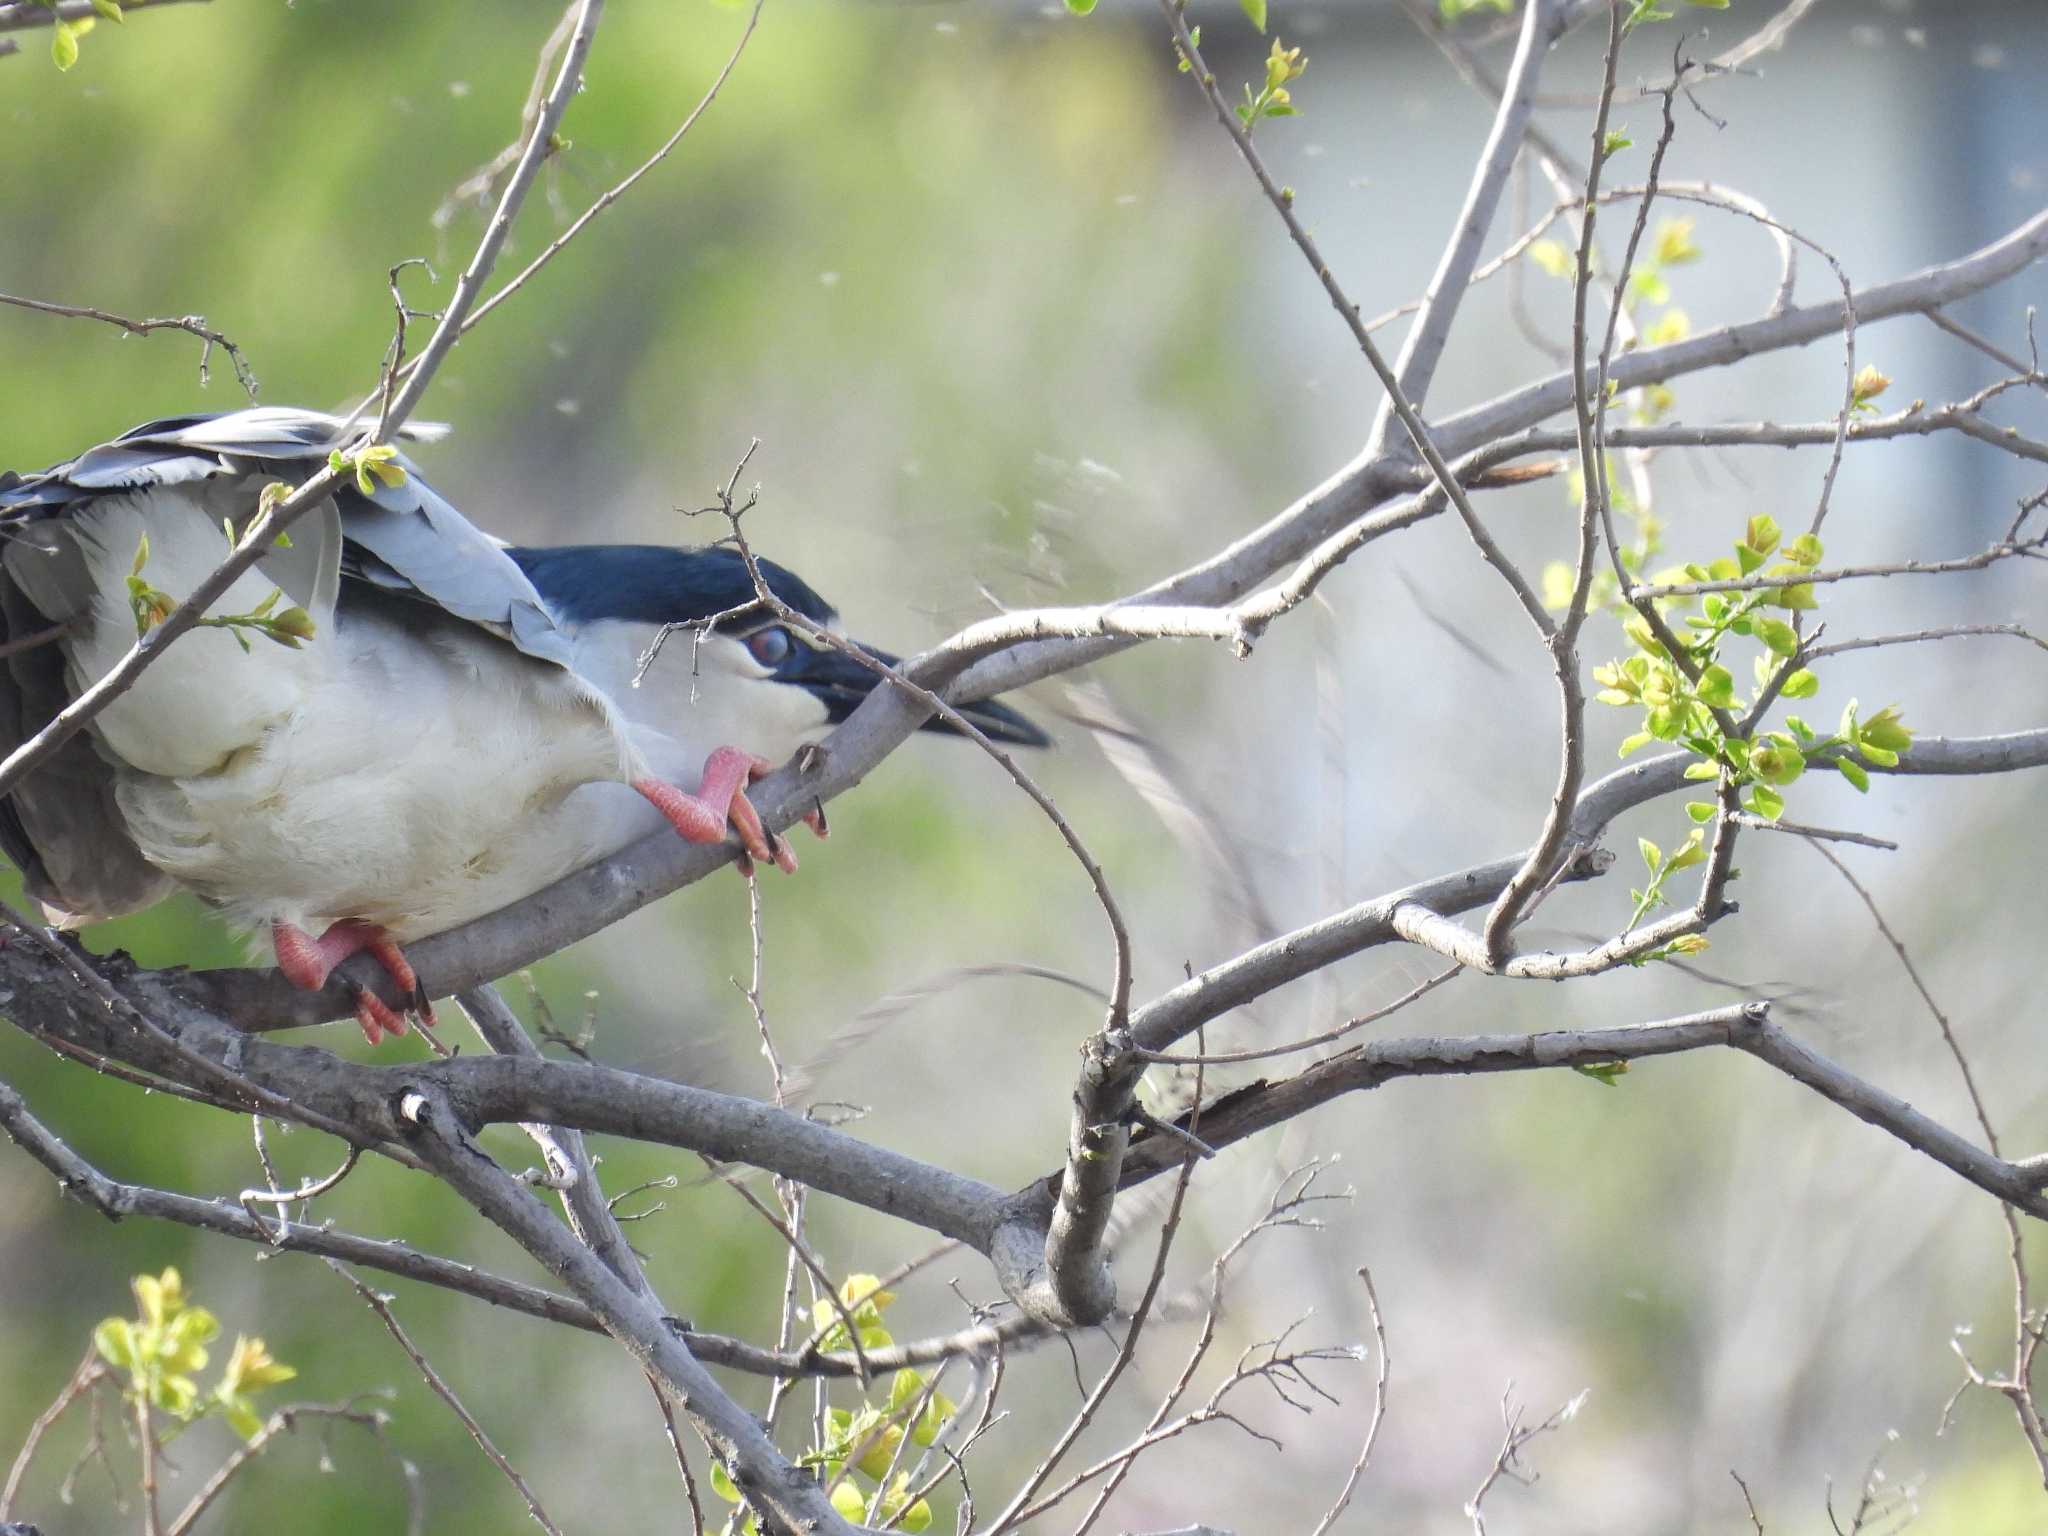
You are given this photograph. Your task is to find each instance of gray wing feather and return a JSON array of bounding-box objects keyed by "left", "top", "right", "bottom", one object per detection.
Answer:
[
  {"left": 0, "top": 406, "right": 572, "bottom": 922},
  {"left": 0, "top": 578, "right": 174, "bottom": 921},
  {"left": 0, "top": 406, "right": 572, "bottom": 668}
]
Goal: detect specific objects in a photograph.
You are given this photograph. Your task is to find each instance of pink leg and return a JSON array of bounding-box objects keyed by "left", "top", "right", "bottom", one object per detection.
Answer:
[
  {"left": 634, "top": 745, "right": 826, "bottom": 877},
  {"left": 272, "top": 919, "right": 428, "bottom": 1046}
]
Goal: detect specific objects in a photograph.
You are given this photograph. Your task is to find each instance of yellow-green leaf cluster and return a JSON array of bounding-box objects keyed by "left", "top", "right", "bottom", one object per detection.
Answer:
[
  {"left": 711, "top": 1275, "right": 957, "bottom": 1535},
  {"left": 1235, "top": 40, "right": 1307, "bottom": 131},
  {"left": 95, "top": 1269, "right": 293, "bottom": 1439},
  {"left": 1582, "top": 513, "right": 1915, "bottom": 940},
  {"left": 328, "top": 442, "right": 409, "bottom": 497}
]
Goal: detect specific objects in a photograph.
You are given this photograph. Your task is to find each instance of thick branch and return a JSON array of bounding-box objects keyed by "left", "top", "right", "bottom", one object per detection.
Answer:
[
  {"left": 1116, "top": 1006, "right": 2048, "bottom": 1222},
  {"left": 1374, "top": 0, "right": 1562, "bottom": 435},
  {"left": 1127, "top": 729, "right": 2048, "bottom": 1055},
  {"left": 395, "top": 1087, "right": 869, "bottom": 1536}
]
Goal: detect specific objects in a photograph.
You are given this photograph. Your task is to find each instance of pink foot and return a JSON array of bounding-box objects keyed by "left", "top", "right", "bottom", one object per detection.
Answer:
[
  {"left": 634, "top": 746, "right": 826, "bottom": 877},
  {"left": 272, "top": 919, "right": 431, "bottom": 1046}
]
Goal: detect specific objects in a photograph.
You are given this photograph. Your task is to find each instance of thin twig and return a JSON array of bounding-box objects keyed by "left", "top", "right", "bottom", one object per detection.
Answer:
[
  {"left": 332, "top": 1263, "right": 567, "bottom": 1536},
  {"left": 986, "top": 1062, "right": 1207, "bottom": 1533},
  {"left": 442, "top": 0, "right": 765, "bottom": 354},
  {"left": 163, "top": 1397, "right": 404, "bottom": 1536},
  {"left": 0, "top": 291, "right": 256, "bottom": 393},
  {"left": 1732, "top": 1469, "right": 1767, "bottom": 1534},
  {"left": 647, "top": 1374, "right": 707, "bottom": 1536},
  {"left": 1480, "top": 0, "right": 1627, "bottom": 968},
  {"left": 1307, "top": 1267, "right": 1391, "bottom": 1536},
  {"left": 0, "top": 0, "right": 208, "bottom": 32},
  {"left": 1137, "top": 965, "right": 1461, "bottom": 1066},
  {"left": 0, "top": 1344, "right": 106, "bottom": 1518}
]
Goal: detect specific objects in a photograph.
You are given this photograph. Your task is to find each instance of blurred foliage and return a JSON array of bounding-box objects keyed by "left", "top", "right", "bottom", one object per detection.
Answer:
[
  {"left": 2, "top": 2, "right": 2045, "bottom": 1533},
  {"left": 0, "top": 3, "right": 1248, "bottom": 1530}
]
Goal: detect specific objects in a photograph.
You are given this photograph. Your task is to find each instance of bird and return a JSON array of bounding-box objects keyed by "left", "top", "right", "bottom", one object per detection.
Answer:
[{"left": 0, "top": 407, "right": 1047, "bottom": 1045}]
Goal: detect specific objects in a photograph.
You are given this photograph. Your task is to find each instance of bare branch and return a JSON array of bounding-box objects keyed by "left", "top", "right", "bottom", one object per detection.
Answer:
[
  {"left": 0, "top": 0, "right": 205, "bottom": 33},
  {"left": 425, "top": 0, "right": 766, "bottom": 366},
  {"left": 1307, "top": 1268, "right": 1390, "bottom": 1536},
  {"left": 369, "top": 0, "right": 603, "bottom": 439},
  {"left": 0, "top": 1344, "right": 106, "bottom": 1520},
  {"left": 1116, "top": 1004, "right": 2048, "bottom": 1227},
  {"left": 163, "top": 1397, "right": 410, "bottom": 1536},
  {"left": 392, "top": 1086, "right": 868, "bottom": 1536},
  {"left": 0, "top": 291, "right": 256, "bottom": 394},
  {"left": 1374, "top": 0, "right": 1564, "bottom": 434},
  {"left": 334, "top": 1264, "right": 566, "bottom": 1536}
]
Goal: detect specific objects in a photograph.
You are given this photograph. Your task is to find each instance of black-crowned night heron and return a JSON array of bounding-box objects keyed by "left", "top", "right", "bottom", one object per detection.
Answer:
[{"left": 0, "top": 408, "right": 1046, "bottom": 1043}]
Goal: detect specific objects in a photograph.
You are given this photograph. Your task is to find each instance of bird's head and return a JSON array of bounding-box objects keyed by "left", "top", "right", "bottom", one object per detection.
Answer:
[{"left": 506, "top": 544, "right": 1049, "bottom": 775}]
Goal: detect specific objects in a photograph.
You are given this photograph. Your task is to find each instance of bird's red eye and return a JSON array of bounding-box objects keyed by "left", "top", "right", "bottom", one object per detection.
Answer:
[{"left": 746, "top": 626, "right": 793, "bottom": 667}]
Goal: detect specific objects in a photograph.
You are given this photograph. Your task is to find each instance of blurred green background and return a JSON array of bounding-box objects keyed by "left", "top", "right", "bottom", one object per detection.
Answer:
[{"left": 3, "top": 1, "right": 2046, "bottom": 1531}]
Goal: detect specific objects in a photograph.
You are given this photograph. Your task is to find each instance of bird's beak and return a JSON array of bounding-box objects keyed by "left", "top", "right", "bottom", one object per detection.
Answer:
[{"left": 781, "top": 638, "right": 1051, "bottom": 748}]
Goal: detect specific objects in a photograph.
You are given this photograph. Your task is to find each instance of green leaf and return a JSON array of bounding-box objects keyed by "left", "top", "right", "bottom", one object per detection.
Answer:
[
  {"left": 1628, "top": 268, "right": 1671, "bottom": 306},
  {"left": 94, "top": 1317, "right": 137, "bottom": 1369},
  {"left": 1683, "top": 761, "right": 1719, "bottom": 780},
  {"left": 1528, "top": 240, "right": 1574, "bottom": 280},
  {"left": 1240, "top": 0, "right": 1267, "bottom": 30},
  {"left": 154, "top": 1373, "right": 200, "bottom": 1419},
  {"left": 1769, "top": 581, "right": 1818, "bottom": 611},
  {"left": 1860, "top": 705, "right": 1914, "bottom": 755},
  {"left": 830, "top": 1483, "right": 866, "bottom": 1525},
  {"left": 1540, "top": 560, "right": 1579, "bottom": 610},
  {"left": 1744, "top": 514, "right": 1781, "bottom": 557},
  {"left": 1643, "top": 307, "right": 1690, "bottom": 346},
  {"left": 1602, "top": 131, "right": 1633, "bottom": 156},
  {"left": 1573, "top": 1061, "right": 1629, "bottom": 1086},
  {"left": 92, "top": 0, "right": 123, "bottom": 19},
  {"left": 269, "top": 606, "right": 317, "bottom": 643},
  {"left": 1755, "top": 618, "right": 1799, "bottom": 656},
  {"left": 1749, "top": 741, "right": 1806, "bottom": 787},
  {"left": 1654, "top": 218, "right": 1701, "bottom": 266},
  {"left": 889, "top": 1368, "right": 926, "bottom": 1412},
  {"left": 1784, "top": 532, "right": 1824, "bottom": 568},
  {"left": 857, "top": 1425, "right": 906, "bottom": 1479},
  {"left": 1639, "top": 837, "right": 1663, "bottom": 873},
  {"left": 708, "top": 1462, "right": 741, "bottom": 1503},
  {"left": 1746, "top": 784, "right": 1785, "bottom": 820},
  {"left": 51, "top": 18, "right": 79, "bottom": 69},
  {"left": 1686, "top": 800, "right": 1716, "bottom": 823},
  {"left": 1618, "top": 731, "right": 1653, "bottom": 758},
  {"left": 1696, "top": 664, "right": 1736, "bottom": 710},
  {"left": 1837, "top": 756, "right": 1871, "bottom": 793},
  {"left": 1666, "top": 832, "right": 1707, "bottom": 872},
  {"left": 1646, "top": 703, "right": 1686, "bottom": 740},
  {"left": 1779, "top": 668, "right": 1820, "bottom": 699},
  {"left": 1064, "top": 0, "right": 1097, "bottom": 12},
  {"left": 912, "top": 1389, "right": 956, "bottom": 1447}
]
